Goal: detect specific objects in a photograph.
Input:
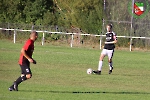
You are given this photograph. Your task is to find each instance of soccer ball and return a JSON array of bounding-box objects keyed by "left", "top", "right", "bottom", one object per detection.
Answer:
[{"left": 87, "top": 68, "right": 93, "bottom": 74}]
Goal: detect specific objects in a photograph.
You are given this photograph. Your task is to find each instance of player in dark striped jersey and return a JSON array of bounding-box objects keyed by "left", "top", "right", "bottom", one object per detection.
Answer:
[{"left": 93, "top": 24, "right": 117, "bottom": 75}]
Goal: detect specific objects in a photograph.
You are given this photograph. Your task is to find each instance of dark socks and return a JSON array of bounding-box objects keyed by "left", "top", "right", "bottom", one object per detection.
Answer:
[
  {"left": 9, "top": 76, "right": 27, "bottom": 91},
  {"left": 15, "top": 76, "right": 23, "bottom": 85},
  {"left": 15, "top": 75, "right": 27, "bottom": 84}
]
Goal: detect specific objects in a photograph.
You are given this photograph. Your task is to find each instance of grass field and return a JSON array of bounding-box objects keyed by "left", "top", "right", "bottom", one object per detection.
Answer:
[{"left": 0, "top": 40, "right": 150, "bottom": 100}]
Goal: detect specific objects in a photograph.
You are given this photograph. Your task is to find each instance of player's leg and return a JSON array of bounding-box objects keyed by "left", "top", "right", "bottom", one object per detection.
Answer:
[
  {"left": 9, "top": 65, "right": 32, "bottom": 91},
  {"left": 107, "top": 50, "right": 114, "bottom": 74},
  {"left": 15, "top": 65, "right": 32, "bottom": 91},
  {"left": 98, "top": 54, "right": 105, "bottom": 71},
  {"left": 9, "top": 65, "right": 24, "bottom": 91},
  {"left": 9, "top": 84, "right": 15, "bottom": 91},
  {"left": 93, "top": 49, "right": 106, "bottom": 75},
  {"left": 14, "top": 73, "right": 32, "bottom": 91}
]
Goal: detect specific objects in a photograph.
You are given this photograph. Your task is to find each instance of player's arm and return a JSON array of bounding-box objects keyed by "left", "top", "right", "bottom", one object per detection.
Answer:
[
  {"left": 105, "top": 40, "right": 117, "bottom": 44},
  {"left": 21, "top": 48, "right": 33, "bottom": 63}
]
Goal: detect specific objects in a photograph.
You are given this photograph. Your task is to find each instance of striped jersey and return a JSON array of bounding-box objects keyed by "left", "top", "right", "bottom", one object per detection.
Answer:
[{"left": 104, "top": 31, "right": 117, "bottom": 50}]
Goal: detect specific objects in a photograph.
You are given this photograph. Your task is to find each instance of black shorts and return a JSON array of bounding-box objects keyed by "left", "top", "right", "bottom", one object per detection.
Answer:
[{"left": 20, "top": 64, "right": 32, "bottom": 75}]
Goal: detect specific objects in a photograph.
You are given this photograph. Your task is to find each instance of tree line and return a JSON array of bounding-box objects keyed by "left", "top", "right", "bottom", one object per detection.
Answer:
[{"left": 0, "top": 0, "right": 103, "bottom": 34}]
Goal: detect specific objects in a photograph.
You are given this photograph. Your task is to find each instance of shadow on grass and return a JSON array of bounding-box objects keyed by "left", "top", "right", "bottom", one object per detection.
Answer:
[{"left": 20, "top": 90, "right": 150, "bottom": 94}]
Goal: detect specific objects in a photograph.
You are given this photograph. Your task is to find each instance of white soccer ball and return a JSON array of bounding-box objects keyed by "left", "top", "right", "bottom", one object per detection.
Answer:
[{"left": 87, "top": 68, "right": 93, "bottom": 74}]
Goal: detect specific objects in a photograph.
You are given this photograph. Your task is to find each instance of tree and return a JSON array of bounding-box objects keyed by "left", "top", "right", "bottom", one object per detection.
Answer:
[{"left": 0, "top": 0, "right": 103, "bottom": 34}]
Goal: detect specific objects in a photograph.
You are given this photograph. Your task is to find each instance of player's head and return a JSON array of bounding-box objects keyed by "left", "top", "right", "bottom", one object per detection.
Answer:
[
  {"left": 106, "top": 24, "right": 113, "bottom": 32},
  {"left": 30, "top": 31, "right": 38, "bottom": 41}
]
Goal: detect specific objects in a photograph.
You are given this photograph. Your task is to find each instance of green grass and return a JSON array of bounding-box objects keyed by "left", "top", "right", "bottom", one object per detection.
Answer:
[{"left": 0, "top": 40, "right": 150, "bottom": 100}]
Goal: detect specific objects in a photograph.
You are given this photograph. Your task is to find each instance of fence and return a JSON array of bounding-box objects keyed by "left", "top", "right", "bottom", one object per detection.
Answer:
[
  {"left": 1, "top": 27, "right": 150, "bottom": 51},
  {"left": 1, "top": 0, "right": 150, "bottom": 51}
]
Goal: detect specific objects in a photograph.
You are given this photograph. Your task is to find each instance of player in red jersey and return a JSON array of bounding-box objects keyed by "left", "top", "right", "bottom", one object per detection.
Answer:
[{"left": 9, "top": 31, "right": 38, "bottom": 91}]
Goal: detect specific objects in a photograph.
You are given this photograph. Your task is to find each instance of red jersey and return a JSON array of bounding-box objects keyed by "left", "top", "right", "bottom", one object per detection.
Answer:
[{"left": 19, "top": 39, "right": 34, "bottom": 65}]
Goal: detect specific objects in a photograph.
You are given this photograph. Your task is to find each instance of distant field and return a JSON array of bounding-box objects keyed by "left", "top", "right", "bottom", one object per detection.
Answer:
[{"left": 0, "top": 40, "right": 150, "bottom": 100}]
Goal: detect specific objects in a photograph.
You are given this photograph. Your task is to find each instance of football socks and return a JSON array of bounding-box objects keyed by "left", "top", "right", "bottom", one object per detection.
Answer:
[
  {"left": 109, "top": 62, "right": 113, "bottom": 70},
  {"left": 98, "top": 61, "right": 103, "bottom": 71}
]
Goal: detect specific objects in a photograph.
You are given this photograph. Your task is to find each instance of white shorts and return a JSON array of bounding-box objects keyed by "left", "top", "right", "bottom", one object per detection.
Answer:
[{"left": 101, "top": 49, "right": 114, "bottom": 59}]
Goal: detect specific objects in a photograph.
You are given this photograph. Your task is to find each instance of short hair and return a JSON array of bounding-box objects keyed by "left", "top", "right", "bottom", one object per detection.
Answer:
[
  {"left": 31, "top": 31, "right": 38, "bottom": 36},
  {"left": 107, "top": 24, "right": 113, "bottom": 29}
]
